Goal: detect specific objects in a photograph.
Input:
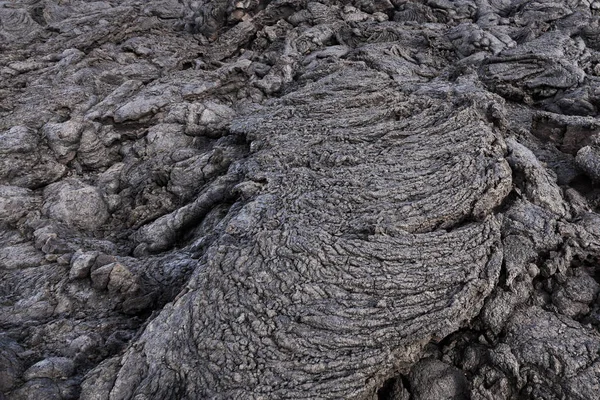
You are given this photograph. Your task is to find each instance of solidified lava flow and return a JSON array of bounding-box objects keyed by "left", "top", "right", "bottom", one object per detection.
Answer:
[{"left": 1, "top": 1, "right": 600, "bottom": 399}]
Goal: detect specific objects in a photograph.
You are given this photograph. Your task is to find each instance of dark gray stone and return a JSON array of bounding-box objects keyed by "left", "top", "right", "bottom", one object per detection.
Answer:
[{"left": 2, "top": 0, "right": 600, "bottom": 399}]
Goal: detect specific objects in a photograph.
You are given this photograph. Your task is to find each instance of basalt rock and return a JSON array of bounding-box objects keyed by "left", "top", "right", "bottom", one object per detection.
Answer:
[{"left": 1, "top": 0, "right": 600, "bottom": 399}]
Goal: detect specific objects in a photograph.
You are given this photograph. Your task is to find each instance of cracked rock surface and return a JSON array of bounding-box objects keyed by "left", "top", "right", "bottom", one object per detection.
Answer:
[{"left": 2, "top": 0, "right": 600, "bottom": 399}]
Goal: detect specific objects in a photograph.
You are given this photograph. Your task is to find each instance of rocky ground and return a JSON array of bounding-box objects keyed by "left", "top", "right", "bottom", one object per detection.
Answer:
[{"left": 1, "top": 0, "right": 600, "bottom": 399}]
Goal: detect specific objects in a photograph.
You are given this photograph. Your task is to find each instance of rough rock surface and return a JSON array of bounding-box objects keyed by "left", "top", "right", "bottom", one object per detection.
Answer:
[{"left": 1, "top": 0, "right": 600, "bottom": 399}]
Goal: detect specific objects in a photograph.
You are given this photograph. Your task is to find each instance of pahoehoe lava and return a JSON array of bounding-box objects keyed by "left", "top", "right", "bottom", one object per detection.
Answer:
[{"left": 1, "top": 1, "right": 600, "bottom": 399}]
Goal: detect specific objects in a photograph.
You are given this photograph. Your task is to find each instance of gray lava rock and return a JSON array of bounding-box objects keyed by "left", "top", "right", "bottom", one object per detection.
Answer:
[
  {"left": 42, "top": 180, "right": 110, "bottom": 231},
  {"left": 23, "top": 357, "right": 75, "bottom": 381},
  {"left": 42, "top": 120, "right": 85, "bottom": 163},
  {"left": 409, "top": 358, "right": 469, "bottom": 400},
  {"left": 2, "top": 0, "right": 600, "bottom": 399},
  {"left": 0, "top": 242, "right": 45, "bottom": 270},
  {"left": 552, "top": 270, "right": 600, "bottom": 318},
  {"left": 0, "top": 337, "right": 24, "bottom": 392},
  {"left": 576, "top": 144, "right": 600, "bottom": 181},
  {"left": 0, "top": 185, "right": 39, "bottom": 224},
  {"left": 69, "top": 250, "right": 98, "bottom": 280},
  {"left": 0, "top": 126, "right": 38, "bottom": 154}
]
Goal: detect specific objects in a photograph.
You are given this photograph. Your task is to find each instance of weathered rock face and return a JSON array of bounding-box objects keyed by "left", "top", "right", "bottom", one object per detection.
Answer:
[{"left": 1, "top": 0, "right": 600, "bottom": 399}]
